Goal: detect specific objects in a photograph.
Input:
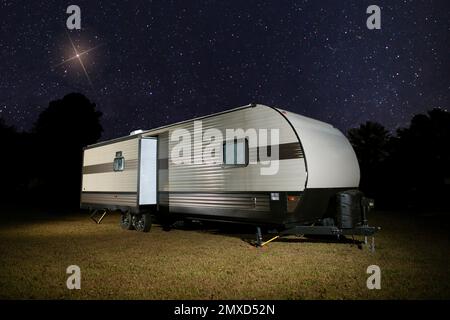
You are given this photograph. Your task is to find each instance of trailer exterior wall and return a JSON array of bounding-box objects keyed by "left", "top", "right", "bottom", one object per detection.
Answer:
[
  {"left": 160, "top": 105, "right": 306, "bottom": 192},
  {"left": 140, "top": 104, "right": 308, "bottom": 224},
  {"left": 81, "top": 136, "right": 140, "bottom": 208},
  {"left": 80, "top": 104, "right": 361, "bottom": 226}
]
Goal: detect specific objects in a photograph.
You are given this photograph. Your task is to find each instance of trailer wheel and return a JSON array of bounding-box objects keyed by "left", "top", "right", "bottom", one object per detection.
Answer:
[
  {"left": 134, "top": 213, "right": 152, "bottom": 232},
  {"left": 120, "top": 211, "right": 134, "bottom": 230}
]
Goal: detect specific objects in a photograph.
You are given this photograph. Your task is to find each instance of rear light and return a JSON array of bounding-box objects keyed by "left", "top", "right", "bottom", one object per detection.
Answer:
[{"left": 287, "top": 195, "right": 300, "bottom": 213}]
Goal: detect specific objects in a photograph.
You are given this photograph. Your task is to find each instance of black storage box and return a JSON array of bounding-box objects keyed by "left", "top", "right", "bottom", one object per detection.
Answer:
[{"left": 336, "top": 190, "right": 363, "bottom": 229}]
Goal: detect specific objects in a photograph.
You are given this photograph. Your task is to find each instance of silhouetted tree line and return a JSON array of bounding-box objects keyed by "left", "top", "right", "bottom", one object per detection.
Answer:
[
  {"left": 1, "top": 94, "right": 449, "bottom": 211},
  {"left": 348, "top": 108, "right": 450, "bottom": 211},
  {"left": 0, "top": 93, "right": 102, "bottom": 209}
]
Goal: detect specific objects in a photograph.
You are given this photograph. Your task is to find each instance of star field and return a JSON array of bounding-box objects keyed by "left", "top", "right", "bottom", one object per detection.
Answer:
[{"left": 0, "top": 0, "right": 449, "bottom": 139}]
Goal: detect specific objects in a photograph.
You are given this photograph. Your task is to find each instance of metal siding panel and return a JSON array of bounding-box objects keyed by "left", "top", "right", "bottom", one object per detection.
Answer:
[
  {"left": 169, "top": 193, "right": 270, "bottom": 212},
  {"left": 158, "top": 169, "right": 169, "bottom": 191},
  {"left": 82, "top": 137, "right": 139, "bottom": 193},
  {"left": 81, "top": 192, "right": 137, "bottom": 207},
  {"left": 158, "top": 132, "right": 169, "bottom": 191},
  {"left": 83, "top": 138, "right": 139, "bottom": 166},
  {"left": 167, "top": 106, "right": 307, "bottom": 192},
  {"left": 82, "top": 171, "right": 138, "bottom": 192}
]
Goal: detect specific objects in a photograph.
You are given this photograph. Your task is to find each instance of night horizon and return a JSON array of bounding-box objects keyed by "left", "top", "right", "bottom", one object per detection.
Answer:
[{"left": 1, "top": 1, "right": 449, "bottom": 140}]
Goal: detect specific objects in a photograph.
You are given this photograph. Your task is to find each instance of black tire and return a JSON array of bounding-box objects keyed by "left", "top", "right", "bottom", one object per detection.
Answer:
[
  {"left": 120, "top": 211, "right": 134, "bottom": 230},
  {"left": 133, "top": 213, "right": 152, "bottom": 232}
]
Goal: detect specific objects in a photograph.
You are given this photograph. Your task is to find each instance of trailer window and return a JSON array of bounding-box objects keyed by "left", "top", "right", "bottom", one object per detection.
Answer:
[
  {"left": 113, "top": 151, "right": 125, "bottom": 171},
  {"left": 223, "top": 139, "right": 248, "bottom": 166}
]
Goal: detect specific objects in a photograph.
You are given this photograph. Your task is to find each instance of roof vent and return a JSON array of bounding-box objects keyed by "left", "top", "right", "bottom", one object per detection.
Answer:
[{"left": 130, "top": 129, "right": 144, "bottom": 136}]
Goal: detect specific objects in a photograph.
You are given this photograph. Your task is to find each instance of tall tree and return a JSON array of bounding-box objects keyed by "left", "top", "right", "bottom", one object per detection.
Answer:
[
  {"left": 0, "top": 119, "right": 17, "bottom": 197},
  {"left": 348, "top": 121, "right": 390, "bottom": 200},
  {"left": 33, "top": 93, "right": 103, "bottom": 208},
  {"left": 391, "top": 108, "right": 450, "bottom": 209}
]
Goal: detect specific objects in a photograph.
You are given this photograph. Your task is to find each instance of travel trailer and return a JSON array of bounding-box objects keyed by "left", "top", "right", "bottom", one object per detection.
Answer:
[{"left": 81, "top": 104, "right": 378, "bottom": 246}]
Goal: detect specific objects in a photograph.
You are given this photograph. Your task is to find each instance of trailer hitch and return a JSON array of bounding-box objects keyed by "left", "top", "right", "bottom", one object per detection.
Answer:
[{"left": 254, "top": 225, "right": 380, "bottom": 252}]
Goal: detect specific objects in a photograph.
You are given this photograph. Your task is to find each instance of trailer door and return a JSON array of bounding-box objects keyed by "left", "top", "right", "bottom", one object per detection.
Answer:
[{"left": 139, "top": 137, "right": 158, "bottom": 205}]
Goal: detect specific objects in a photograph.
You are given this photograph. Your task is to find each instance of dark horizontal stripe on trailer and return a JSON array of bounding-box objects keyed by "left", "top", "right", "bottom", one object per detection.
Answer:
[
  {"left": 83, "top": 159, "right": 138, "bottom": 174},
  {"left": 162, "top": 142, "right": 304, "bottom": 165},
  {"left": 83, "top": 142, "right": 303, "bottom": 174},
  {"left": 254, "top": 142, "right": 303, "bottom": 161}
]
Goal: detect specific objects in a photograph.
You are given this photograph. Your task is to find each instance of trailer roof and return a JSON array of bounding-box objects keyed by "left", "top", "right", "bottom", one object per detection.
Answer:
[{"left": 84, "top": 103, "right": 256, "bottom": 149}]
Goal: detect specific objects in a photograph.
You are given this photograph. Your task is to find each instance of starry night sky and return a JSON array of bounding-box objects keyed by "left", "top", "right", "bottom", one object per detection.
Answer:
[{"left": 1, "top": 0, "right": 449, "bottom": 139}]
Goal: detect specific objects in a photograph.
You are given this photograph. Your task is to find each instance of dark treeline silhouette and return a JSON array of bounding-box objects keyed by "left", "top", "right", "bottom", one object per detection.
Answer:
[
  {"left": 1, "top": 95, "right": 449, "bottom": 212},
  {"left": 0, "top": 93, "right": 102, "bottom": 209},
  {"left": 348, "top": 108, "right": 450, "bottom": 211}
]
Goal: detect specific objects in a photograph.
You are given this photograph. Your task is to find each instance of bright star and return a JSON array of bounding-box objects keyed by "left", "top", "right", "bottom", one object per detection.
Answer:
[{"left": 54, "top": 33, "right": 102, "bottom": 88}]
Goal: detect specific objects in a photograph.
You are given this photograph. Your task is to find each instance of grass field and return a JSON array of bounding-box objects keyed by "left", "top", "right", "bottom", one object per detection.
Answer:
[{"left": 0, "top": 209, "right": 449, "bottom": 299}]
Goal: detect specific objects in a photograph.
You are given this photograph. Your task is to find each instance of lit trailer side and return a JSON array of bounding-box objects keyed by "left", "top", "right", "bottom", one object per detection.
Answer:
[{"left": 81, "top": 104, "right": 378, "bottom": 248}]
